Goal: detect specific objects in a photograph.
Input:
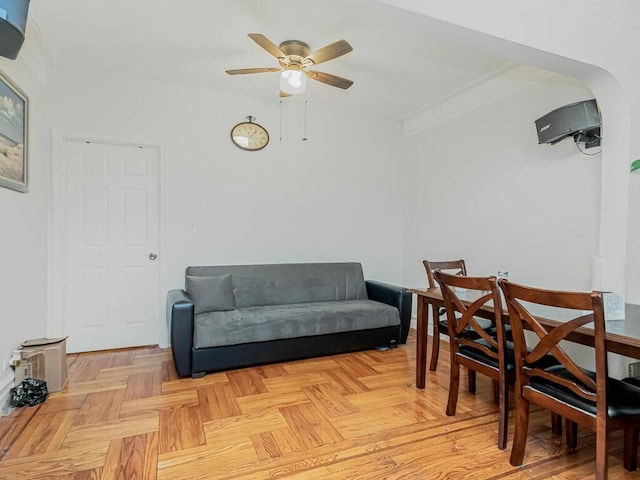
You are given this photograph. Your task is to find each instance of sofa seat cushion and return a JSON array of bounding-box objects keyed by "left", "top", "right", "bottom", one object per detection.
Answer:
[{"left": 194, "top": 300, "right": 400, "bottom": 349}]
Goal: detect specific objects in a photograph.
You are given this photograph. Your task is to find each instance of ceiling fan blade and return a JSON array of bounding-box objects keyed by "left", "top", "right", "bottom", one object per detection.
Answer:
[
  {"left": 305, "top": 40, "right": 353, "bottom": 66},
  {"left": 306, "top": 70, "right": 354, "bottom": 89},
  {"left": 248, "top": 33, "right": 286, "bottom": 59},
  {"left": 225, "top": 67, "right": 281, "bottom": 75}
]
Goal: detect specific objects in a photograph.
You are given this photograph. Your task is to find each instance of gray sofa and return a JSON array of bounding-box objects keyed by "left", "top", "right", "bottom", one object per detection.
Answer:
[{"left": 167, "top": 262, "right": 412, "bottom": 377}]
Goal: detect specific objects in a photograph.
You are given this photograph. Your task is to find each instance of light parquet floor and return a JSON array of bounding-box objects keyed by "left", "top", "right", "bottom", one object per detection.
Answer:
[{"left": 0, "top": 330, "right": 636, "bottom": 479}]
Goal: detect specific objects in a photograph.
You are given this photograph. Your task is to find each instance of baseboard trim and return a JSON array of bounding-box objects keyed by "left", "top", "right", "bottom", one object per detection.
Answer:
[
  {"left": 0, "top": 368, "right": 15, "bottom": 416},
  {"left": 409, "top": 317, "right": 451, "bottom": 344}
]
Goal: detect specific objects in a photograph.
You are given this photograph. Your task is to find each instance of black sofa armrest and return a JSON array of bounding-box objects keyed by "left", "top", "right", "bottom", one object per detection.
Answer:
[
  {"left": 167, "top": 289, "right": 194, "bottom": 377},
  {"left": 366, "top": 280, "right": 412, "bottom": 344}
]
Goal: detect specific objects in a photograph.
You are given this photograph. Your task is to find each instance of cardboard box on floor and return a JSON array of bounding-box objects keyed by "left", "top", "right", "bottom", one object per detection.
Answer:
[{"left": 14, "top": 337, "right": 68, "bottom": 392}]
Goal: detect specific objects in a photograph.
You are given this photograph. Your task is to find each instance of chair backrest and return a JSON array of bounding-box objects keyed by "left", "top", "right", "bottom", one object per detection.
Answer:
[
  {"left": 498, "top": 279, "right": 606, "bottom": 409},
  {"left": 434, "top": 270, "right": 506, "bottom": 364},
  {"left": 423, "top": 260, "right": 467, "bottom": 289}
]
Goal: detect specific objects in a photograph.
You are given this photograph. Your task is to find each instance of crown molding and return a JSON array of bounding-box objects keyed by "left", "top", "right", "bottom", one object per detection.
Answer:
[
  {"left": 401, "top": 63, "right": 556, "bottom": 138},
  {"left": 398, "top": 61, "right": 518, "bottom": 123},
  {"left": 14, "top": 15, "right": 62, "bottom": 84},
  {"left": 558, "top": 0, "right": 640, "bottom": 32},
  {"left": 27, "top": 16, "right": 63, "bottom": 66}
]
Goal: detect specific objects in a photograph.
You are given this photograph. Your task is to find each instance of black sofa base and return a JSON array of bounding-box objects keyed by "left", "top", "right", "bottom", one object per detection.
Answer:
[{"left": 191, "top": 326, "right": 400, "bottom": 376}]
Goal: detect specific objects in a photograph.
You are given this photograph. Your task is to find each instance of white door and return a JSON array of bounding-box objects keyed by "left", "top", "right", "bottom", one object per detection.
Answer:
[{"left": 64, "top": 140, "right": 160, "bottom": 352}]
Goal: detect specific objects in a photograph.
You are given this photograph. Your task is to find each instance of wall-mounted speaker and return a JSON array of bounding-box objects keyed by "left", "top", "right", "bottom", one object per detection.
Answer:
[
  {"left": 535, "top": 99, "right": 601, "bottom": 147},
  {"left": 0, "top": 0, "right": 30, "bottom": 60}
]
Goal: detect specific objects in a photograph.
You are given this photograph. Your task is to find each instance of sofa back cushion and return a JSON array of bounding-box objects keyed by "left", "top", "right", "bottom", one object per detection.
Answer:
[{"left": 185, "top": 263, "right": 368, "bottom": 308}]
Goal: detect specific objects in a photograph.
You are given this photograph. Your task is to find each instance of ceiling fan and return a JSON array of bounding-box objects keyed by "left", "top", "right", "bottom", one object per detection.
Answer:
[{"left": 226, "top": 33, "right": 354, "bottom": 96}]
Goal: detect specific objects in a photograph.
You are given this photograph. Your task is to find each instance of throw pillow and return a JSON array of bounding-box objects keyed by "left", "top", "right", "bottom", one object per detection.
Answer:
[{"left": 186, "top": 274, "right": 236, "bottom": 314}]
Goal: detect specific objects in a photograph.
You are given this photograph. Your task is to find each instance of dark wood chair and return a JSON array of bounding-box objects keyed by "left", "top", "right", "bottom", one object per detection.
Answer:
[
  {"left": 424, "top": 260, "right": 504, "bottom": 373},
  {"left": 434, "top": 270, "right": 511, "bottom": 449},
  {"left": 423, "top": 260, "right": 468, "bottom": 371},
  {"left": 499, "top": 279, "right": 640, "bottom": 478}
]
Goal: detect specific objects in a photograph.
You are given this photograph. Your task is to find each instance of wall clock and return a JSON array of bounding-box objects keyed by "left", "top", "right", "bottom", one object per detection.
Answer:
[{"left": 230, "top": 115, "right": 269, "bottom": 151}]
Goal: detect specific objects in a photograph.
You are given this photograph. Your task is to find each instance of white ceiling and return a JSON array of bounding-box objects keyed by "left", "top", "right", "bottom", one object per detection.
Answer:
[{"left": 29, "top": 0, "right": 514, "bottom": 121}]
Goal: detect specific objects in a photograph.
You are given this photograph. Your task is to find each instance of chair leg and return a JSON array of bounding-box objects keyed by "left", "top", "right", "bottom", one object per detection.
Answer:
[
  {"left": 467, "top": 369, "right": 476, "bottom": 394},
  {"left": 623, "top": 427, "right": 639, "bottom": 471},
  {"left": 565, "top": 420, "right": 578, "bottom": 452},
  {"left": 551, "top": 413, "right": 562, "bottom": 435},
  {"left": 510, "top": 395, "right": 530, "bottom": 466},
  {"left": 497, "top": 378, "right": 509, "bottom": 450},
  {"left": 446, "top": 357, "right": 460, "bottom": 417},
  {"left": 429, "top": 309, "right": 441, "bottom": 371},
  {"left": 595, "top": 429, "right": 608, "bottom": 480}
]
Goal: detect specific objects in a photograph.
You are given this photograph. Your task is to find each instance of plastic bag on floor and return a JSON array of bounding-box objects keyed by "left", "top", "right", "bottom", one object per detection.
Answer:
[{"left": 9, "top": 378, "right": 48, "bottom": 407}]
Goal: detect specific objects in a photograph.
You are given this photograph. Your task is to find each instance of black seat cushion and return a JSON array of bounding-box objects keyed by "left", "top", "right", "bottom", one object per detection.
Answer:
[
  {"left": 439, "top": 317, "right": 492, "bottom": 334},
  {"left": 622, "top": 377, "right": 640, "bottom": 388},
  {"left": 437, "top": 308, "right": 512, "bottom": 340},
  {"left": 458, "top": 339, "right": 558, "bottom": 373},
  {"left": 529, "top": 366, "right": 640, "bottom": 417}
]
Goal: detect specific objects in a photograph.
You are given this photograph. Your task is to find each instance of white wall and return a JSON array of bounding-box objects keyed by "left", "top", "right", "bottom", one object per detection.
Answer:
[
  {"left": 628, "top": 173, "right": 640, "bottom": 303},
  {"left": 380, "top": 0, "right": 640, "bottom": 304},
  {"left": 0, "top": 47, "right": 48, "bottom": 410},
  {"left": 45, "top": 68, "right": 406, "bottom": 346},
  {"left": 401, "top": 70, "right": 614, "bottom": 374},
  {"left": 403, "top": 72, "right": 599, "bottom": 291}
]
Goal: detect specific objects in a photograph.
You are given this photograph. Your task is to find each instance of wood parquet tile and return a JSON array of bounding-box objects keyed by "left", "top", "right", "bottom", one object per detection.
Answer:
[{"left": 0, "top": 331, "right": 637, "bottom": 479}]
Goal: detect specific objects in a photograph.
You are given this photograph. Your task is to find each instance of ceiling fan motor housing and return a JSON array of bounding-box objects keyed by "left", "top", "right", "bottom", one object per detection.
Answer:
[{"left": 279, "top": 40, "right": 310, "bottom": 60}]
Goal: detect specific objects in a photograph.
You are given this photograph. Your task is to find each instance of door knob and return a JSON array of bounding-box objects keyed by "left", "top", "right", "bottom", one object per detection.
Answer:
[{"left": 149, "top": 253, "right": 158, "bottom": 260}]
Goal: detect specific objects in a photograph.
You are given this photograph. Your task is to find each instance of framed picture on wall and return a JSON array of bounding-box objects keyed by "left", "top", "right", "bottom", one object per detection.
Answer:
[{"left": 0, "top": 70, "right": 28, "bottom": 193}]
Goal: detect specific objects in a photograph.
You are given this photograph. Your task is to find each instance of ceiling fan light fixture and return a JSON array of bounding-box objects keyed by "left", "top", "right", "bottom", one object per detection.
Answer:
[{"left": 280, "top": 69, "right": 306, "bottom": 95}]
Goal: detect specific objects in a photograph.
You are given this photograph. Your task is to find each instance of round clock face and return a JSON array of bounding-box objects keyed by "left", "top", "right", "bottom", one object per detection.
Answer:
[{"left": 230, "top": 121, "right": 269, "bottom": 151}]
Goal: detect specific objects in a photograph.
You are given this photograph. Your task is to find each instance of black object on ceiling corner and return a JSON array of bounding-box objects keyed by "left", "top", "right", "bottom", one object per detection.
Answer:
[
  {"left": 0, "top": 0, "right": 30, "bottom": 60},
  {"left": 535, "top": 99, "right": 601, "bottom": 148}
]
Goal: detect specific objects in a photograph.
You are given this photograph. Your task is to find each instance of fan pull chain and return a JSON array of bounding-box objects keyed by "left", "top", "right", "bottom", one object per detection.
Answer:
[{"left": 302, "top": 98, "right": 309, "bottom": 142}]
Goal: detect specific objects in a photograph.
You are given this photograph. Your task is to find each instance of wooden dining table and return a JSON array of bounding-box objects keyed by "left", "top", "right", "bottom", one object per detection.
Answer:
[{"left": 409, "top": 287, "right": 640, "bottom": 389}]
